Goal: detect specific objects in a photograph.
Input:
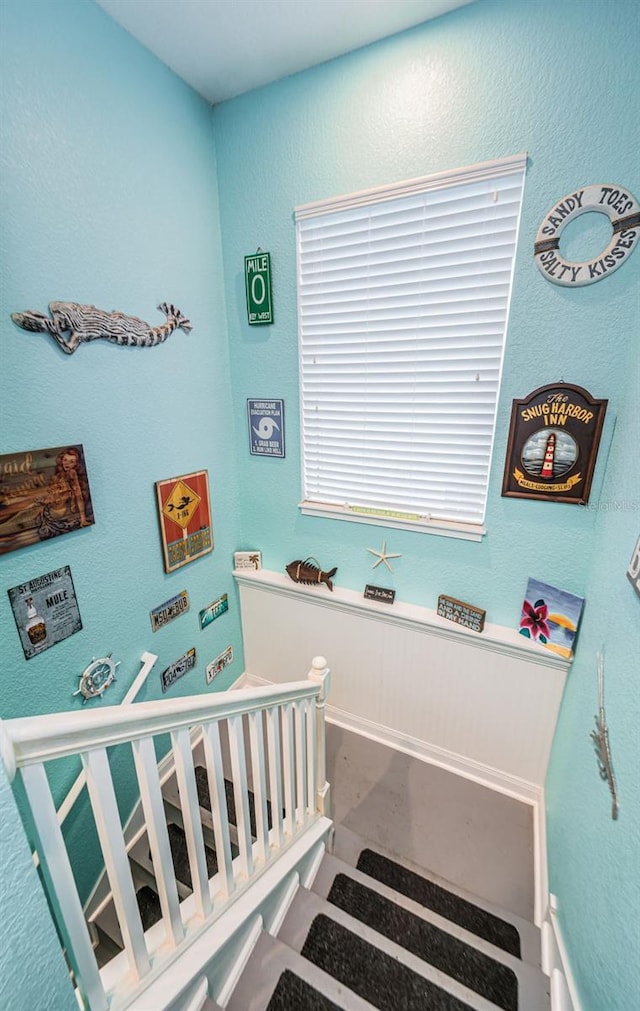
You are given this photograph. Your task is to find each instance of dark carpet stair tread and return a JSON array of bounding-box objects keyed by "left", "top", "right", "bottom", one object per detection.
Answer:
[
  {"left": 357, "top": 848, "right": 521, "bottom": 959},
  {"left": 328, "top": 874, "right": 517, "bottom": 1011},
  {"left": 166, "top": 822, "right": 229, "bottom": 888},
  {"left": 195, "top": 766, "right": 274, "bottom": 835},
  {"left": 136, "top": 885, "right": 163, "bottom": 932},
  {"left": 301, "top": 914, "right": 475, "bottom": 1011},
  {"left": 266, "top": 970, "right": 343, "bottom": 1011}
]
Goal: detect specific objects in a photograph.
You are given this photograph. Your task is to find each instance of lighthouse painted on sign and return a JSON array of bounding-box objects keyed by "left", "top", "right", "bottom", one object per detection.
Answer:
[{"left": 502, "top": 383, "right": 607, "bottom": 504}]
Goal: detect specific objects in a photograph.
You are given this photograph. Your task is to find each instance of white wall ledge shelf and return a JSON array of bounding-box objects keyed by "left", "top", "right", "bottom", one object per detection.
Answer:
[{"left": 233, "top": 568, "right": 571, "bottom": 672}]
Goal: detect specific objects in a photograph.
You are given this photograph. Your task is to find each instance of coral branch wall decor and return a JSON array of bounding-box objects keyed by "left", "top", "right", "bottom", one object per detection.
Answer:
[
  {"left": 11, "top": 301, "right": 192, "bottom": 354},
  {"left": 590, "top": 649, "right": 619, "bottom": 820}
]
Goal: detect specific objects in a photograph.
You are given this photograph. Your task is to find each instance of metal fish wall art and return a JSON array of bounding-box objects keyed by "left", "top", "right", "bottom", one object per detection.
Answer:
[
  {"left": 286, "top": 557, "right": 337, "bottom": 591},
  {"left": 11, "top": 301, "right": 192, "bottom": 354}
]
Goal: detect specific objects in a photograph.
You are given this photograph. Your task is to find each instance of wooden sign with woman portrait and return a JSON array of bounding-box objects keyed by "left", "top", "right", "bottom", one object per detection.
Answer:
[{"left": 0, "top": 445, "right": 94, "bottom": 554}]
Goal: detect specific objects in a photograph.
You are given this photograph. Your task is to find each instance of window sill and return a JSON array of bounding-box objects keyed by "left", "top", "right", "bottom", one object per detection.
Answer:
[{"left": 298, "top": 500, "right": 486, "bottom": 542}]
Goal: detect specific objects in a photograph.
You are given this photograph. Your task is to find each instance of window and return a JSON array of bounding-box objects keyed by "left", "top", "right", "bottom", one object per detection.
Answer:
[{"left": 295, "top": 153, "right": 527, "bottom": 541}]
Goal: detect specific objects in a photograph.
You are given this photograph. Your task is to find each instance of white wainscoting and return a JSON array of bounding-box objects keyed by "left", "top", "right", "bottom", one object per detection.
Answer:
[{"left": 234, "top": 570, "right": 570, "bottom": 800}]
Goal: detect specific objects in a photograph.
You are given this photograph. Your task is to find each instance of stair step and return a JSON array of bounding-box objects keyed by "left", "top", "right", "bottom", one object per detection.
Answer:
[
  {"left": 266, "top": 970, "right": 344, "bottom": 1011},
  {"left": 279, "top": 889, "right": 501, "bottom": 1010},
  {"left": 313, "top": 852, "right": 549, "bottom": 1009},
  {"left": 358, "top": 847, "right": 520, "bottom": 958},
  {"left": 332, "top": 825, "right": 542, "bottom": 968},
  {"left": 226, "top": 930, "right": 377, "bottom": 1011},
  {"left": 136, "top": 884, "right": 163, "bottom": 932},
  {"left": 327, "top": 871, "right": 518, "bottom": 1010},
  {"left": 92, "top": 923, "right": 122, "bottom": 968},
  {"left": 194, "top": 767, "right": 275, "bottom": 838},
  {"left": 302, "top": 911, "right": 478, "bottom": 1011}
]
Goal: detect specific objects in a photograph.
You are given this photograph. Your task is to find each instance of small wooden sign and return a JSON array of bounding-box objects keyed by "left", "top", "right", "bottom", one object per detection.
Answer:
[
  {"left": 155, "top": 469, "right": 213, "bottom": 572},
  {"left": 364, "top": 584, "right": 395, "bottom": 604},
  {"left": 502, "top": 383, "right": 607, "bottom": 505},
  {"left": 437, "top": 594, "right": 485, "bottom": 633}
]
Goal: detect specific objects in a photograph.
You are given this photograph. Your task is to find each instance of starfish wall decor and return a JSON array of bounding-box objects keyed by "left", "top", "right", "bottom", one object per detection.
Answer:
[{"left": 367, "top": 541, "right": 401, "bottom": 573}]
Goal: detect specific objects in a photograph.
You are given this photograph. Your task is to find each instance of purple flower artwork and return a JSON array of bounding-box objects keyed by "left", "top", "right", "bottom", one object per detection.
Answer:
[{"left": 519, "top": 577, "right": 585, "bottom": 659}]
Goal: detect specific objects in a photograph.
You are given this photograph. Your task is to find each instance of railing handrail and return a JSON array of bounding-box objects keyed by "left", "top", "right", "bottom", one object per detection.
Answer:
[{"left": 1, "top": 678, "right": 322, "bottom": 776}]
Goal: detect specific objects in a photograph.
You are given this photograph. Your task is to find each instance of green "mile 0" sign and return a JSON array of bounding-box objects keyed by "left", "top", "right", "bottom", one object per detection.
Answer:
[{"left": 245, "top": 252, "right": 273, "bottom": 325}]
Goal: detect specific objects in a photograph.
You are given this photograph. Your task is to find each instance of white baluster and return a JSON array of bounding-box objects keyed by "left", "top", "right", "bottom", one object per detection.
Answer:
[
  {"left": 294, "top": 702, "right": 307, "bottom": 826},
  {"left": 201, "top": 720, "right": 234, "bottom": 898},
  {"left": 281, "top": 703, "right": 295, "bottom": 838},
  {"left": 265, "top": 706, "right": 284, "bottom": 849},
  {"left": 227, "top": 715, "right": 254, "bottom": 880},
  {"left": 83, "top": 748, "right": 151, "bottom": 979},
  {"left": 308, "top": 656, "right": 331, "bottom": 817},
  {"left": 171, "top": 727, "right": 212, "bottom": 918},
  {"left": 304, "top": 697, "right": 316, "bottom": 817},
  {"left": 20, "top": 763, "right": 108, "bottom": 1011},
  {"left": 248, "top": 710, "right": 270, "bottom": 863},
  {"left": 131, "top": 735, "right": 184, "bottom": 947}
]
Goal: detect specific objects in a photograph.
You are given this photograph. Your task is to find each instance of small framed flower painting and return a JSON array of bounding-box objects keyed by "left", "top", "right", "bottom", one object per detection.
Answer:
[{"left": 519, "top": 577, "right": 584, "bottom": 659}]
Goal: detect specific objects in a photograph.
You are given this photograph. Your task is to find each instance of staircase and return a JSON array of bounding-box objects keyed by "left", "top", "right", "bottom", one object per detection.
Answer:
[
  {"left": 225, "top": 821, "right": 549, "bottom": 1011},
  {"left": 89, "top": 765, "right": 263, "bottom": 967},
  {"left": 2, "top": 654, "right": 554, "bottom": 1011},
  {"left": 88, "top": 736, "right": 549, "bottom": 1011}
]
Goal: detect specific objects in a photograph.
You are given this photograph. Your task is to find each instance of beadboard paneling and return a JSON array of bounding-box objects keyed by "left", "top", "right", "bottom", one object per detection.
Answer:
[{"left": 235, "top": 571, "right": 570, "bottom": 791}]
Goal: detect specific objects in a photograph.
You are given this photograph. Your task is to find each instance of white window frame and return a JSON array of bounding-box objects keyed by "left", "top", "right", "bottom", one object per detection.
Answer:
[{"left": 293, "top": 152, "right": 525, "bottom": 541}]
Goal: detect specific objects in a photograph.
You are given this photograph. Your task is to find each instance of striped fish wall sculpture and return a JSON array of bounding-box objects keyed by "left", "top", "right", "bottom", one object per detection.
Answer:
[{"left": 11, "top": 301, "right": 192, "bottom": 354}]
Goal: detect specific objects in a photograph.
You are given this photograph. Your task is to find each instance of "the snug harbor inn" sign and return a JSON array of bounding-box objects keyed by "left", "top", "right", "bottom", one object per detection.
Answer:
[{"left": 502, "top": 383, "right": 607, "bottom": 505}]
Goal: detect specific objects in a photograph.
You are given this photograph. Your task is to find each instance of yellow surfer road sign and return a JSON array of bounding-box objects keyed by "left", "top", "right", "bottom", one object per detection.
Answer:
[{"left": 162, "top": 479, "right": 201, "bottom": 529}]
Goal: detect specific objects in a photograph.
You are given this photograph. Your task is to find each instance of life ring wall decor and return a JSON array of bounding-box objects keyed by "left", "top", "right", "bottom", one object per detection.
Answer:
[{"left": 534, "top": 184, "right": 639, "bottom": 286}]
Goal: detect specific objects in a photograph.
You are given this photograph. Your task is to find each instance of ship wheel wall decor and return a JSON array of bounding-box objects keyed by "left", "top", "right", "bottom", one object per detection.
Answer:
[{"left": 501, "top": 383, "right": 607, "bottom": 505}]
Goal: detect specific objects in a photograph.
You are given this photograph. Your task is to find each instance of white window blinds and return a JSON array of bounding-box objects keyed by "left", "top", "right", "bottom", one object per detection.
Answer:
[{"left": 295, "top": 154, "right": 527, "bottom": 539}]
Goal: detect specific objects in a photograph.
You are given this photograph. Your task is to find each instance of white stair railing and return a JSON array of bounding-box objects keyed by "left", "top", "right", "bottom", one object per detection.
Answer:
[{"left": 0, "top": 656, "right": 331, "bottom": 1011}]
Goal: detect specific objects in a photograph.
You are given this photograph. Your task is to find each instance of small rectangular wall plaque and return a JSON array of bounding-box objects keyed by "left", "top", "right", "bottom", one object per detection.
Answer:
[
  {"left": 150, "top": 590, "right": 189, "bottom": 632},
  {"left": 160, "top": 648, "right": 196, "bottom": 693},
  {"left": 364, "top": 584, "right": 396, "bottom": 604},
  {"left": 206, "top": 646, "right": 233, "bottom": 684},
  {"left": 8, "top": 566, "right": 82, "bottom": 659},
  {"left": 234, "top": 550, "right": 262, "bottom": 570},
  {"left": 245, "top": 252, "right": 273, "bottom": 325},
  {"left": 437, "top": 594, "right": 486, "bottom": 633},
  {"left": 247, "top": 400, "right": 285, "bottom": 457},
  {"left": 199, "top": 593, "right": 229, "bottom": 630}
]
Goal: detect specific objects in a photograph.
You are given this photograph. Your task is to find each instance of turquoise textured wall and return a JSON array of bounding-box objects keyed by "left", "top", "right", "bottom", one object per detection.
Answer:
[
  {"left": 0, "top": 762, "right": 77, "bottom": 1011},
  {"left": 0, "top": 0, "right": 242, "bottom": 904},
  {"left": 212, "top": 0, "right": 639, "bottom": 1007},
  {"left": 0, "top": 0, "right": 638, "bottom": 1008},
  {"left": 1, "top": 0, "right": 242, "bottom": 723}
]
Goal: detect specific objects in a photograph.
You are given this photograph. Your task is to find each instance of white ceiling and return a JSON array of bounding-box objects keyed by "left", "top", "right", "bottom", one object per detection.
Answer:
[{"left": 96, "top": 0, "right": 476, "bottom": 105}]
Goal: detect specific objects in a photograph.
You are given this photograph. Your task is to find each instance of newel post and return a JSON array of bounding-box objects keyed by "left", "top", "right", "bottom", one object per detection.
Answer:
[{"left": 308, "top": 655, "right": 331, "bottom": 818}]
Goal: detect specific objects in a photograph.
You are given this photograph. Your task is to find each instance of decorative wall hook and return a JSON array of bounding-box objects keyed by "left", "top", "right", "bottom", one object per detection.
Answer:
[{"left": 590, "top": 648, "right": 619, "bottom": 820}]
